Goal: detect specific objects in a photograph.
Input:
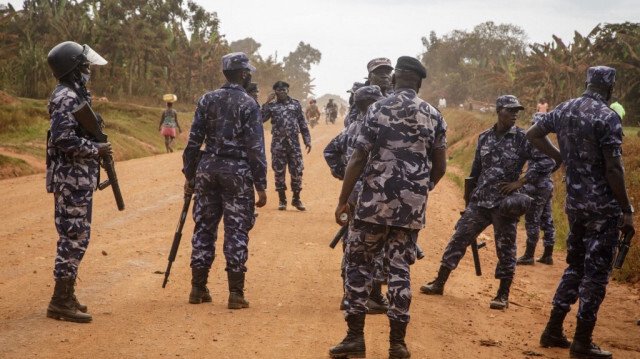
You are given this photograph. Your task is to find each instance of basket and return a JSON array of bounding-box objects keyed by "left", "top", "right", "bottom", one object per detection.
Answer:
[{"left": 163, "top": 94, "right": 178, "bottom": 102}]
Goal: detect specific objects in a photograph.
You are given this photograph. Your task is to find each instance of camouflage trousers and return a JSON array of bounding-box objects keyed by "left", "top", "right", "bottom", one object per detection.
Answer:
[
  {"left": 190, "top": 168, "right": 256, "bottom": 273},
  {"left": 441, "top": 203, "right": 519, "bottom": 279},
  {"left": 552, "top": 213, "right": 619, "bottom": 322},
  {"left": 524, "top": 187, "right": 555, "bottom": 248},
  {"left": 344, "top": 219, "right": 417, "bottom": 323},
  {"left": 271, "top": 142, "right": 304, "bottom": 192},
  {"left": 53, "top": 188, "right": 93, "bottom": 280}
]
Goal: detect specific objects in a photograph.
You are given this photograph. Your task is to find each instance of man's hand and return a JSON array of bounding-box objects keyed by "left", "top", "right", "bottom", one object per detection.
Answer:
[
  {"left": 305, "top": 144, "right": 311, "bottom": 154},
  {"left": 184, "top": 178, "right": 194, "bottom": 196},
  {"left": 256, "top": 190, "right": 267, "bottom": 208},
  {"left": 265, "top": 92, "right": 276, "bottom": 104},
  {"left": 97, "top": 142, "right": 113, "bottom": 157},
  {"left": 619, "top": 213, "right": 636, "bottom": 239},
  {"left": 499, "top": 178, "right": 525, "bottom": 195},
  {"left": 335, "top": 203, "right": 351, "bottom": 226}
]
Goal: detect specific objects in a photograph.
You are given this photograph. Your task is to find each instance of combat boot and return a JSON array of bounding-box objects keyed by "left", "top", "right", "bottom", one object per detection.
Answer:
[
  {"left": 366, "top": 281, "right": 388, "bottom": 315},
  {"left": 189, "top": 267, "right": 212, "bottom": 304},
  {"left": 70, "top": 278, "right": 88, "bottom": 313},
  {"left": 489, "top": 278, "right": 512, "bottom": 310},
  {"left": 389, "top": 320, "right": 411, "bottom": 359},
  {"left": 291, "top": 191, "right": 306, "bottom": 211},
  {"left": 516, "top": 243, "right": 536, "bottom": 265},
  {"left": 419, "top": 265, "right": 451, "bottom": 295},
  {"left": 537, "top": 246, "right": 554, "bottom": 265},
  {"left": 329, "top": 314, "right": 366, "bottom": 358},
  {"left": 278, "top": 190, "right": 287, "bottom": 211},
  {"left": 540, "top": 307, "right": 571, "bottom": 348},
  {"left": 570, "top": 319, "right": 612, "bottom": 358},
  {"left": 46, "top": 278, "right": 92, "bottom": 323},
  {"left": 227, "top": 271, "right": 250, "bottom": 309}
]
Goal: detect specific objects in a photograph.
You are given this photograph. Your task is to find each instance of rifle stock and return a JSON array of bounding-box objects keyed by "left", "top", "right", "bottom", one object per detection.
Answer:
[
  {"left": 464, "top": 177, "right": 483, "bottom": 276},
  {"left": 163, "top": 190, "right": 193, "bottom": 288},
  {"left": 614, "top": 231, "right": 633, "bottom": 269},
  {"left": 329, "top": 224, "right": 348, "bottom": 249}
]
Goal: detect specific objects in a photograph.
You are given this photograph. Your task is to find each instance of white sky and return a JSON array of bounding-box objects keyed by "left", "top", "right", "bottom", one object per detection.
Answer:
[{"left": 6, "top": 0, "right": 639, "bottom": 100}]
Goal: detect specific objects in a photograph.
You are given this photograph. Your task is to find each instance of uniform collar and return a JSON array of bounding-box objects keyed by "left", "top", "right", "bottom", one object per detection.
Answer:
[
  {"left": 582, "top": 89, "right": 608, "bottom": 103},
  {"left": 394, "top": 88, "right": 416, "bottom": 96},
  {"left": 490, "top": 123, "right": 518, "bottom": 136},
  {"left": 221, "top": 82, "right": 248, "bottom": 92}
]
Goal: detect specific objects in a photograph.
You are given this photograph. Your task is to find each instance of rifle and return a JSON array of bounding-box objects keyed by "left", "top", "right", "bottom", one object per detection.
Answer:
[
  {"left": 162, "top": 151, "right": 202, "bottom": 288},
  {"left": 72, "top": 102, "right": 125, "bottom": 211},
  {"left": 463, "top": 177, "right": 484, "bottom": 276},
  {"left": 614, "top": 230, "right": 634, "bottom": 269}
]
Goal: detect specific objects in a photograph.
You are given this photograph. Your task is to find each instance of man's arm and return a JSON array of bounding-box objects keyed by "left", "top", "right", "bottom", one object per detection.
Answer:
[
  {"left": 297, "top": 104, "right": 312, "bottom": 152},
  {"left": 526, "top": 124, "right": 562, "bottom": 165},
  {"left": 603, "top": 151, "right": 635, "bottom": 237},
  {"left": 430, "top": 148, "right": 447, "bottom": 187},
  {"left": 335, "top": 148, "right": 367, "bottom": 225}
]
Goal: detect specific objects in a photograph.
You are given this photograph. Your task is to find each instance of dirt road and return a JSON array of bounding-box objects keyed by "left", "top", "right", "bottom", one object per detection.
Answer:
[{"left": 1, "top": 123, "right": 638, "bottom": 359}]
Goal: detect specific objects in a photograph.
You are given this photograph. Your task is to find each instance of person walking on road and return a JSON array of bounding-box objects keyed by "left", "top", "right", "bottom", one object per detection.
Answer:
[{"left": 159, "top": 101, "right": 182, "bottom": 153}]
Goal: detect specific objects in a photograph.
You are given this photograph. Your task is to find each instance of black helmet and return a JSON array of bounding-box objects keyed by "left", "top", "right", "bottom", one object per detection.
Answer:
[{"left": 47, "top": 41, "right": 107, "bottom": 79}]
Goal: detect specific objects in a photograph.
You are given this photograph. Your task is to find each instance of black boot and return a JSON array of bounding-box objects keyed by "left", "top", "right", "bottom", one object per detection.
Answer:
[
  {"left": 366, "top": 281, "right": 388, "bottom": 315},
  {"left": 516, "top": 243, "right": 536, "bottom": 265},
  {"left": 70, "top": 278, "right": 88, "bottom": 313},
  {"left": 540, "top": 307, "right": 571, "bottom": 348},
  {"left": 389, "top": 320, "right": 411, "bottom": 359},
  {"left": 537, "top": 246, "right": 554, "bottom": 265},
  {"left": 189, "top": 267, "right": 212, "bottom": 304},
  {"left": 46, "top": 278, "right": 92, "bottom": 323},
  {"left": 291, "top": 191, "right": 306, "bottom": 211},
  {"left": 329, "top": 314, "right": 366, "bottom": 358},
  {"left": 419, "top": 265, "right": 451, "bottom": 295},
  {"left": 227, "top": 271, "right": 250, "bottom": 309},
  {"left": 489, "top": 278, "right": 512, "bottom": 310},
  {"left": 570, "top": 319, "right": 612, "bottom": 358},
  {"left": 278, "top": 190, "right": 287, "bottom": 211}
]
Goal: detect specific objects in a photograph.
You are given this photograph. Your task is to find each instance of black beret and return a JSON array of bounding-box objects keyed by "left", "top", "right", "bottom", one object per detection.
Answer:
[
  {"left": 272, "top": 81, "right": 290, "bottom": 90},
  {"left": 395, "top": 56, "right": 427, "bottom": 79}
]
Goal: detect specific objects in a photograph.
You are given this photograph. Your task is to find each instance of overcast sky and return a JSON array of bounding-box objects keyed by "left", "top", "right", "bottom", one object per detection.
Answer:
[{"left": 6, "top": 0, "right": 639, "bottom": 100}]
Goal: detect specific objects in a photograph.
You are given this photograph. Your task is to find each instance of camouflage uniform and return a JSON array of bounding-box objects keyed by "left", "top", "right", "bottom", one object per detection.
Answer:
[
  {"left": 183, "top": 82, "right": 267, "bottom": 273},
  {"left": 262, "top": 97, "right": 311, "bottom": 192},
  {"left": 441, "top": 124, "right": 554, "bottom": 278},
  {"left": 535, "top": 77, "right": 623, "bottom": 322},
  {"left": 523, "top": 140, "right": 556, "bottom": 249},
  {"left": 345, "top": 88, "right": 447, "bottom": 322},
  {"left": 47, "top": 82, "right": 100, "bottom": 280}
]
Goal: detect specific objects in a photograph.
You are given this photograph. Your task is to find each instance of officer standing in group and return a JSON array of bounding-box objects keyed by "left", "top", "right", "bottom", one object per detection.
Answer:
[
  {"left": 420, "top": 95, "right": 555, "bottom": 310},
  {"left": 45, "top": 41, "right": 111, "bottom": 323},
  {"left": 323, "top": 86, "right": 388, "bottom": 314},
  {"left": 527, "top": 66, "right": 636, "bottom": 359},
  {"left": 366, "top": 57, "right": 394, "bottom": 97},
  {"left": 517, "top": 113, "right": 557, "bottom": 266},
  {"left": 343, "top": 82, "right": 365, "bottom": 127},
  {"left": 330, "top": 56, "right": 447, "bottom": 359},
  {"left": 183, "top": 52, "right": 267, "bottom": 310},
  {"left": 262, "top": 81, "right": 311, "bottom": 211}
]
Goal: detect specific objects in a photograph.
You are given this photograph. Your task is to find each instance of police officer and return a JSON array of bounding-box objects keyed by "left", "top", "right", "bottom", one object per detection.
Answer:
[
  {"left": 262, "top": 81, "right": 311, "bottom": 211},
  {"left": 343, "top": 82, "right": 365, "bottom": 127},
  {"left": 420, "top": 95, "right": 555, "bottom": 310},
  {"left": 183, "top": 52, "right": 267, "bottom": 310},
  {"left": 367, "top": 57, "right": 394, "bottom": 97},
  {"left": 45, "top": 41, "right": 110, "bottom": 323},
  {"left": 527, "top": 66, "right": 636, "bottom": 359},
  {"left": 517, "top": 112, "right": 557, "bottom": 265},
  {"left": 323, "top": 86, "right": 388, "bottom": 314},
  {"left": 330, "top": 56, "right": 447, "bottom": 359}
]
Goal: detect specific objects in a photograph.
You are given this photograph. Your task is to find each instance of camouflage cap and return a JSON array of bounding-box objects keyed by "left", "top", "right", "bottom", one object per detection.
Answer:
[
  {"left": 496, "top": 95, "right": 524, "bottom": 110},
  {"left": 395, "top": 56, "right": 427, "bottom": 79},
  {"left": 354, "top": 85, "right": 384, "bottom": 102},
  {"left": 586, "top": 66, "right": 615, "bottom": 85},
  {"left": 367, "top": 57, "right": 393, "bottom": 73},
  {"left": 222, "top": 52, "right": 256, "bottom": 71},
  {"left": 347, "top": 82, "right": 366, "bottom": 94}
]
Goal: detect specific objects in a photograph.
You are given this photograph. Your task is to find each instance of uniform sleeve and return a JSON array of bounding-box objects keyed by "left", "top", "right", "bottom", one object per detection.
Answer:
[
  {"left": 244, "top": 103, "right": 268, "bottom": 191},
  {"left": 469, "top": 134, "right": 483, "bottom": 178},
  {"left": 49, "top": 98, "right": 99, "bottom": 160},
  {"left": 598, "top": 112, "right": 623, "bottom": 158},
  {"left": 433, "top": 113, "right": 448, "bottom": 150},
  {"left": 182, "top": 96, "right": 207, "bottom": 180},
  {"left": 297, "top": 103, "right": 311, "bottom": 146},
  {"left": 323, "top": 131, "right": 348, "bottom": 177},
  {"left": 354, "top": 106, "right": 379, "bottom": 154},
  {"left": 261, "top": 103, "right": 272, "bottom": 123},
  {"left": 534, "top": 111, "right": 556, "bottom": 135}
]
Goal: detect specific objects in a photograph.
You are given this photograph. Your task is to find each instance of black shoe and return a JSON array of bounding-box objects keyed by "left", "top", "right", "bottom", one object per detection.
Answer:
[
  {"left": 570, "top": 319, "right": 612, "bottom": 358},
  {"left": 389, "top": 320, "right": 411, "bottom": 358},
  {"left": 540, "top": 307, "right": 571, "bottom": 348},
  {"left": 292, "top": 191, "right": 306, "bottom": 211},
  {"left": 189, "top": 267, "right": 212, "bottom": 304},
  {"left": 69, "top": 278, "right": 87, "bottom": 313},
  {"left": 517, "top": 243, "right": 536, "bottom": 265},
  {"left": 537, "top": 246, "right": 554, "bottom": 265},
  {"left": 367, "top": 281, "right": 388, "bottom": 314},
  {"left": 278, "top": 190, "right": 286, "bottom": 211},
  {"left": 329, "top": 314, "right": 366, "bottom": 358},
  {"left": 227, "top": 271, "right": 250, "bottom": 309},
  {"left": 46, "top": 278, "right": 92, "bottom": 323},
  {"left": 489, "top": 278, "right": 512, "bottom": 310},
  {"left": 419, "top": 265, "right": 450, "bottom": 295}
]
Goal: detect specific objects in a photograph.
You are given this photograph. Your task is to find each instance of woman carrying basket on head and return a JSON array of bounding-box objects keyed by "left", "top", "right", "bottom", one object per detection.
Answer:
[{"left": 159, "top": 100, "right": 182, "bottom": 153}]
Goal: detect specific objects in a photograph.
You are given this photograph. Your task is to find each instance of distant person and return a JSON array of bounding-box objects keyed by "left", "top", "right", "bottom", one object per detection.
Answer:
[
  {"left": 183, "top": 52, "right": 267, "bottom": 309},
  {"left": 528, "top": 66, "right": 635, "bottom": 359},
  {"left": 305, "top": 98, "right": 320, "bottom": 127},
  {"left": 610, "top": 96, "right": 625, "bottom": 120},
  {"left": 246, "top": 82, "right": 259, "bottom": 102},
  {"left": 439, "top": 97, "right": 447, "bottom": 108},
  {"left": 262, "top": 81, "right": 311, "bottom": 211},
  {"left": 536, "top": 98, "right": 549, "bottom": 113},
  {"left": 45, "top": 41, "right": 111, "bottom": 323},
  {"left": 344, "top": 82, "right": 365, "bottom": 127},
  {"left": 159, "top": 102, "right": 182, "bottom": 153},
  {"left": 326, "top": 98, "right": 338, "bottom": 124}
]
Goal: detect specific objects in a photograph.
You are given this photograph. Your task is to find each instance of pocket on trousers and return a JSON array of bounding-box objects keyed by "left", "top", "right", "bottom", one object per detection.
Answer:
[{"left": 58, "top": 189, "right": 92, "bottom": 218}]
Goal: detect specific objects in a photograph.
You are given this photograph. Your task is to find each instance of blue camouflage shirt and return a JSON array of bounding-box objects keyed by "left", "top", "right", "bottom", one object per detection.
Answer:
[
  {"left": 535, "top": 89, "right": 623, "bottom": 216},
  {"left": 183, "top": 82, "right": 267, "bottom": 191},
  {"left": 469, "top": 124, "right": 553, "bottom": 208},
  {"left": 354, "top": 88, "right": 447, "bottom": 229},
  {"left": 324, "top": 112, "right": 365, "bottom": 178},
  {"left": 262, "top": 97, "right": 311, "bottom": 147},
  {"left": 46, "top": 83, "right": 100, "bottom": 193}
]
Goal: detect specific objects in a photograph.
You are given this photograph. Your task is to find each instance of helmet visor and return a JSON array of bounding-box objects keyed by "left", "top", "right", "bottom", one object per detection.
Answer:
[{"left": 82, "top": 45, "right": 107, "bottom": 66}]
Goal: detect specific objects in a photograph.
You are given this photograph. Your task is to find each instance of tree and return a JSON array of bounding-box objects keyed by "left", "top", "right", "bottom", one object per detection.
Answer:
[{"left": 283, "top": 41, "right": 321, "bottom": 100}]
